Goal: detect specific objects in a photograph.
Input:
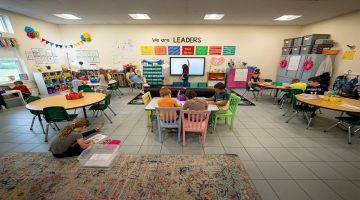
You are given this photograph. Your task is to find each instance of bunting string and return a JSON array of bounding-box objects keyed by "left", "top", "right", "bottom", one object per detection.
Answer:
[{"left": 24, "top": 26, "right": 91, "bottom": 49}]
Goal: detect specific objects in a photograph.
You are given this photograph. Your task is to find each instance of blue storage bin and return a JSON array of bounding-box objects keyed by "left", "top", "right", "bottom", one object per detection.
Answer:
[{"left": 173, "top": 82, "right": 183, "bottom": 87}]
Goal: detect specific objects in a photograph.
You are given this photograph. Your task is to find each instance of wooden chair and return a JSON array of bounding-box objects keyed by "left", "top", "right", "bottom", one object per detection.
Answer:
[
  {"left": 142, "top": 92, "right": 155, "bottom": 130},
  {"left": 181, "top": 110, "right": 211, "bottom": 146}
]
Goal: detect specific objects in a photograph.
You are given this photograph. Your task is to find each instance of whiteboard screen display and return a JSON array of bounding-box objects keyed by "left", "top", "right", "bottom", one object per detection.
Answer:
[{"left": 170, "top": 57, "right": 205, "bottom": 76}]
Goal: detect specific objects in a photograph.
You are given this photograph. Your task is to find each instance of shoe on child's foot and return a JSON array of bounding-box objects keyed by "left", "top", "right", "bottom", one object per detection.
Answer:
[
  {"left": 140, "top": 90, "right": 145, "bottom": 94},
  {"left": 250, "top": 88, "right": 254, "bottom": 91}
]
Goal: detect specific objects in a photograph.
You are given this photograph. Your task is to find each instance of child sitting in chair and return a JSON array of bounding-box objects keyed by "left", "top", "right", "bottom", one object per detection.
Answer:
[
  {"left": 126, "top": 68, "right": 146, "bottom": 93},
  {"left": 49, "top": 118, "right": 105, "bottom": 158},
  {"left": 206, "top": 82, "right": 230, "bottom": 113},
  {"left": 248, "top": 69, "right": 261, "bottom": 91},
  {"left": 12, "top": 81, "right": 31, "bottom": 99},
  {"left": 157, "top": 88, "right": 181, "bottom": 120}
]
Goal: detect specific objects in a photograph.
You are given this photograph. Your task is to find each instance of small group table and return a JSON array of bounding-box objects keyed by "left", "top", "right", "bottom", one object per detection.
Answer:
[
  {"left": 26, "top": 92, "right": 106, "bottom": 135},
  {"left": 295, "top": 94, "right": 360, "bottom": 113},
  {"left": 258, "top": 83, "right": 291, "bottom": 104},
  {"left": 145, "top": 97, "right": 219, "bottom": 112}
]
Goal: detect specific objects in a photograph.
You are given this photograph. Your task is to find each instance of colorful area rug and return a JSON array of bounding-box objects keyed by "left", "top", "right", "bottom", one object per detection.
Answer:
[
  {"left": 0, "top": 153, "right": 261, "bottom": 199},
  {"left": 128, "top": 94, "right": 144, "bottom": 105},
  {"left": 229, "top": 90, "right": 256, "bottom": 106}
]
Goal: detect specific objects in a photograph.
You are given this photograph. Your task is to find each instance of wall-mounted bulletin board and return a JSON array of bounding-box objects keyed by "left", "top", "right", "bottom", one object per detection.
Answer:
[{"left": 31, "top": 48, "right": 59, "bottom": 64}]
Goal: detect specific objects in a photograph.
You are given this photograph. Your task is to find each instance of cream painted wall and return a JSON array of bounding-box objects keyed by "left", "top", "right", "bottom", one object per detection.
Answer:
[
  {"left": 58, "top": 25, "right": 300, "bottom": 83},
  {"left": 0, "top": 9, "right": 65, "bottom": 77},
  {"left": 301, "top": 11, "right": 360, "bottom": 80}
]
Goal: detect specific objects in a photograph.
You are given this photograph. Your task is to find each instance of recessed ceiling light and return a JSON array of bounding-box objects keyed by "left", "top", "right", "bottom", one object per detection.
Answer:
[
  {"left": 274, "top": 15, "right": 302, "bottom": 21},
  {"left": 129, "top": 14, "right": 151, "bottom": 20},
  {"left": 54, "top": 14, "right": 81, "bottom": 20},
  {"left": 204, "top": 14, "right": 224, "bottom": 20}
]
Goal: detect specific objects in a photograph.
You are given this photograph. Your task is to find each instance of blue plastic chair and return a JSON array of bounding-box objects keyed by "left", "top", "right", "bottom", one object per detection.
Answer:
[{"left": 155, "top": 107, "right": 182, "bottom": 143}]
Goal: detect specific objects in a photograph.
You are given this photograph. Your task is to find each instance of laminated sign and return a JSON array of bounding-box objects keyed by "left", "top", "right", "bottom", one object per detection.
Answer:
[
  {"left": 196, "top": 46, "right": 208, "bottom": 55},
  {"left": 154, "top": 46, "right": 167, "bottom": 55},
  {"left": 168, "top": 46, "right": 180, "bottom": 55},
  {"left": 209, "top": 46, "right": 222, "bottom": 55},
  {"left": 140, "top": 46, "right": 153, "bottom": 55},
  {"left": 223, "top": 46, "right": 236, "bottom": 55},
  {"left": 182, "top": 46, "right": 195, "bottom": 55}
]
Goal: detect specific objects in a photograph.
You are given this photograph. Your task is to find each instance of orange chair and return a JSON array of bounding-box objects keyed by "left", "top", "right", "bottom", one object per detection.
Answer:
[{"left": 181, "top": 110, "right": 211, "bottom": 147}]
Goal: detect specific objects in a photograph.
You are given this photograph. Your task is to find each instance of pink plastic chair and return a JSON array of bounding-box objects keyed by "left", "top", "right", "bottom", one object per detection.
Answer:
[{"left": 181, "top": 110, "right": 211, "bottom": 147}]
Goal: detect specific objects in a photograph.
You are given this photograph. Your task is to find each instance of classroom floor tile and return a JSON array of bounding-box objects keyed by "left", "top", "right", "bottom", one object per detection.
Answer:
[{"left": 2, "top": 89, "right": 360, "bottom": 199}]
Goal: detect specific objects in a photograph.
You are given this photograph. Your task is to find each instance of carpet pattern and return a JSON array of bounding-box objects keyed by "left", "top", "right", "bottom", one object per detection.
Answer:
[{"left": 0, "top": 153, "right": 261, "bottom": 200}]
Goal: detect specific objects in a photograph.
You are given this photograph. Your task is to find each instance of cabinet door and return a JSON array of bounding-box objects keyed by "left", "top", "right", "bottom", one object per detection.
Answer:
[
  {"left": 278, "top": 55, "right": 289, "bottom": 77},
  {"left": 300, "top": 54, "right": 325, "bottom": 82}
]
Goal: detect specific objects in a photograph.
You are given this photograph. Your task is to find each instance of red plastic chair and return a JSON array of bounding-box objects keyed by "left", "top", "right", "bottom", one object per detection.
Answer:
[{"left": 181, "top": 110, "right": 211, "bottom": 147}]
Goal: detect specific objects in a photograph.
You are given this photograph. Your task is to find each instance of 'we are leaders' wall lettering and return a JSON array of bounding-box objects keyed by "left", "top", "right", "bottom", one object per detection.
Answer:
[{"left": 152, "top": 37, "right": 202, "bottom": 43}]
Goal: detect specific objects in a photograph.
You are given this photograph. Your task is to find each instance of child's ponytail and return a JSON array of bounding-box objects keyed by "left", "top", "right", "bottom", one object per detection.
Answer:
[{"left": 58, "top": 118, "right": 90, "bottom": 138}]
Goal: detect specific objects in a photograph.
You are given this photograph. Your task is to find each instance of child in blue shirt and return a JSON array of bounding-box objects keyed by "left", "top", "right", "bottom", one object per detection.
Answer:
[{"left": 305, "top": 77, "right": 328, "bottom": 95}]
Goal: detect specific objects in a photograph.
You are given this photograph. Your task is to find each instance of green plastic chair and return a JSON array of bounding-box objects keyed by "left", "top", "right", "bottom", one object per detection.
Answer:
[
  {"left": 81, "top": 87, "right": 95, "bottom": 92},
  {"left": 88, "top": 94, "right": 117, "bottom": 123},
  {"left": 43, "top": 106, "right": 78, "bottom": 142},
  {"left": 242, "top": 83, "right": 260, "bottom": 101},
  {"left": 324, "top": 117, "right": 360, "bottom": 144},
  {"left": 284, "top": 89, "right": 317, "bottom": 129},
  {"left": 78, "top": 85, "right": 91, "bottom": 92},
  {"left": 108, "top": 81, "right": 123, "bottom": 97},
  {"left": 26, "top": 96, "right": 42, "bottom": 131},
  {"left": 213, "top": 93, "right": 241, "bottom": 131}
]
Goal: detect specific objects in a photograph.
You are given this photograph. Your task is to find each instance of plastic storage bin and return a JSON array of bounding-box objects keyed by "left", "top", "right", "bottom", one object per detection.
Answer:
[
  {"left": 282, "top": 47, "right": 292, "bottom": 55},
  {"left": 78, "top": 144, "right": 119, "bottom": 168},
  {"left": 300, "top": 45, "right": 313, "bottom": 54},
  {"left": 302, "top": 34, "right": 330, "bottom": 46},
  {"left": 293, "top": 37, "right": 303, "bottom": 46},
  {"left": 292, "top": 46, "right": 301, "bottom": 55},
  {"left": 190, "top": 82, "right": 198, "bottom": 88},
  {"left": 283, "top": 38, "right": 294, "bottom": 47},
  {"left": 198, "top": 82, "right": 207, "bottom": 88}
]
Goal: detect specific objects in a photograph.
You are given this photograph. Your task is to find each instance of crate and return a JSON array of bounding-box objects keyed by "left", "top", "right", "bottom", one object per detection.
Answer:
[
  {"left": 311, "top": 44, "right": 335, "bottom": 54},
  {"left": 315, "top": 39, "right": 334, "bottom": 45},
  {"left": 78, "top": 144, "right": 119, "bottom": 168},
  {"left": 198, "top": 82, "right": 207, "bottom": 88},
  {"left": 283, "top": 38, "right": 294, "bottom": 47},
  {"left": 190, "top": 82, "right": 198, "bottom": 88},
  {"left": 293, "top": 37, "right": 303, "bottom": 46},
  {"left": 300, "top": 45, "right": 313, "bottom": 54},
  {"left": 172, "top": 82, "right": 183, "bottom": 87},
  {"left": 291, "top": 46, "right": 301, "bottom": 55},
  {"left": 302, "top": 34, "right": 330, "bottom": 46},
  {"left": 4, "top": 98, "right": 23, "bottom": 108},
  {"left": 282, "top": 47, "right": 292, "bottom": 55}
]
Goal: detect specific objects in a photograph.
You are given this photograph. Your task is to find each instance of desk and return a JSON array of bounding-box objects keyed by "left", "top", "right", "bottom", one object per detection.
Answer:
[
  {"left": 258, "top": 83, "right": 290, "bottom": 104},
  {"left": 296, "top": 94, "right": 360, "bottom": 113},
  {"left": 145, "top": 97, "right": 219, "bottom": 112},
  {"left": 86, "top": 80, "right": 117, "bottom": 87},
  {"left": 1, "top": 90, "right": 26, "bottom": 105},
  {"left": 26, "top": 92, "right": 106, "bottom": 135}
]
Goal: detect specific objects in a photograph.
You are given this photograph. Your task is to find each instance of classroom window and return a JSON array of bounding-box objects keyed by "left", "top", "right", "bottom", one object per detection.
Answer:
[
  {"left": 0, "top": 48, "right": 24, "bottom": 83},
  {"left": 0, "top": 15, "right": 14, "bottom": 33}
]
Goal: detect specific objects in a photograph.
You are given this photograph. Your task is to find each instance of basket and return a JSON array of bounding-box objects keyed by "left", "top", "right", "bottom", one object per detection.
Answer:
[{"left": 322, "top": 49, "right": 340, "bottom": 55}]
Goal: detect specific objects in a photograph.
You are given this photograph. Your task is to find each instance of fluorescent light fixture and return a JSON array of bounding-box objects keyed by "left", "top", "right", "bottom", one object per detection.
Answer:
[
  {"left": 54, "top": 14, "right": 81, "bottom": 20},
  {"left": 204, "top": 14, "right": 224, "bottom": 20},
  {"left": 129, "top": 14, "right": 151, "bottom": 20},
  {"left": 274, "top": 15, "right": 302, "bottom": 21}
]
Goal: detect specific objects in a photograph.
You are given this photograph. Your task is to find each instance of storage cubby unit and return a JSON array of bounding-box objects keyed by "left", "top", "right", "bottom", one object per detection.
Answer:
[
  {"left": 33, "top": 70, "right": 73, "bottom": 95},
  {"left": 109, "top": 72, "right": 127, "bottom": 87},
  {"left": 207, "top": 72, "right": 226, "bottom": 87},
  {"left": 78, "top": 69, "right": 99, "bottom": 80},
  {"left": 142, "top": 60, "right": 164, "bottom": 86}
]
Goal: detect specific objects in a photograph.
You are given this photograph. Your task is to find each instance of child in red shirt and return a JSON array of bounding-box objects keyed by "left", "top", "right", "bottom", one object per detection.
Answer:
[{"left": 12, "top": 81, "right": 31, "bottom": 98}]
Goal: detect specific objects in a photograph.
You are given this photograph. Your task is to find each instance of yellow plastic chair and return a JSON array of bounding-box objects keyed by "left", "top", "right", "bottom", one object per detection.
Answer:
[{"left": 142, "top": 92, "right": 154, "bottom": 129}]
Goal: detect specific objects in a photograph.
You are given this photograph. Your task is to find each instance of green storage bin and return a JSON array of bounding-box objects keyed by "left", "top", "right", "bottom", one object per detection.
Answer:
[
  {"left": 198, "top": 82, "right": 207, "bottom": 88},
  {"left": 190, "top": 82, "right": 198, "bottom": 88}
]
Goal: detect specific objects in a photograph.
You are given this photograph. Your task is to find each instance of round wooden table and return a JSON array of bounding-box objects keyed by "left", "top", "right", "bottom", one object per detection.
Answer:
[
  {"left": 258, "top": 83, "right": 291, "bottom": 104},
  {"left": 26, "top": 92, "right": 106, "bottom": 117},
  {"left": 295, "top": 94, "right": 360, "bottom": 113}
]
